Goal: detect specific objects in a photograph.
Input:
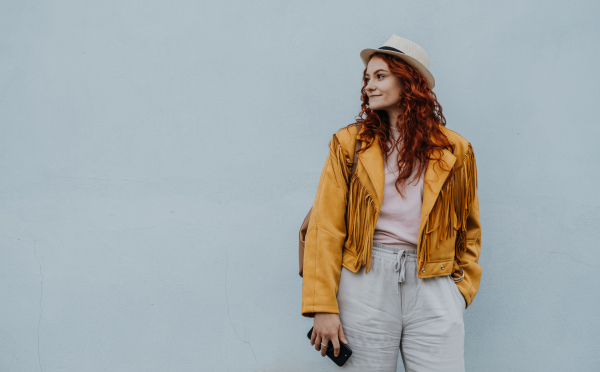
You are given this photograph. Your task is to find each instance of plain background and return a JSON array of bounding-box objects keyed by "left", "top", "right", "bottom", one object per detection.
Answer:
[{"left": 1, "top": 0, "right": 599, "bottom": 371}]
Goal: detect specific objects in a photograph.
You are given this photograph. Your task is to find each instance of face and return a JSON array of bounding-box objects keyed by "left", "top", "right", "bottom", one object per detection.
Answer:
[{"left": 364, "top": 56, "right": 403, "bottom": 112}]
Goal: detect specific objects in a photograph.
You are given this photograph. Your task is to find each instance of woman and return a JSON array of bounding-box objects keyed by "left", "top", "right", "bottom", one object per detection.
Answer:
[{"left": 302, "top": 34, "right": 482, "bottom": 371}]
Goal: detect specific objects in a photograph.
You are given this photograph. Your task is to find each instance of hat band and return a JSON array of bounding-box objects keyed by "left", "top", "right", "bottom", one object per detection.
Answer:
[{"left": 378, "top": 46, "right": 405, "bottom": 54}]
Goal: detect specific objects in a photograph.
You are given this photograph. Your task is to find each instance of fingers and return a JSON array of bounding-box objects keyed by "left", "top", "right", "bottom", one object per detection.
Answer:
[
  {"left": 331, "top": 337, "right": 340, "bottom": 357},
  {"left": 314, "top": 333, "right": 322, "bottom": 352},
  {"left": 313, "top": 331, "right": 330, "bottom": 356},
  {"left": 338, "top": 324, "right": 348, "bottom": 344},
  {"left": 310, "top": 329, "right": 316, "bottom": 346},
  {"left": 320, "top": 337, "right": 329, "bottom": 357}
]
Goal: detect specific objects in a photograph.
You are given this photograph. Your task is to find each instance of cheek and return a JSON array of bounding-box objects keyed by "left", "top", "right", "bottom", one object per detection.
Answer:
[
  {"left": 384, "top": 82, "right": 400, "bottom": 96},
  {"left": 391, "top": 84, "right": 403, "bottom": 100},
  {"left": 382, "top": 84, "right": 400, "bottom": 100}
]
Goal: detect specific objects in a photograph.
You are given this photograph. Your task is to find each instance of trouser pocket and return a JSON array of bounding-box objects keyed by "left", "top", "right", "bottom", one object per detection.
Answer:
[{"left": 447, "top": 275, "right": 466, "bottom": 311}]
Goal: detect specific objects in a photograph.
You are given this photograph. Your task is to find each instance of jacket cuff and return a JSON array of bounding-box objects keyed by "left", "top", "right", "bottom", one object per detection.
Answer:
[{"left": 301, "top": 304, "right": 340, "bottom": 318}]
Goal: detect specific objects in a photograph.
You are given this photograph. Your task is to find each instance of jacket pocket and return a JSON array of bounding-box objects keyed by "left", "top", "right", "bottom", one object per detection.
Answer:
[
  {"left": 422, "top": 227, "right": 457, "bottom": 264},
  {"left": 341, "top": 249, "right": 361, "bottom": 273}
]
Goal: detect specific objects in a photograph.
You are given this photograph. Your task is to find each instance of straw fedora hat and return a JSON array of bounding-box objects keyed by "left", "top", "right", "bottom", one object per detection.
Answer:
[{"left": 360, "top": 34, "right": 435, "bottom": 89}]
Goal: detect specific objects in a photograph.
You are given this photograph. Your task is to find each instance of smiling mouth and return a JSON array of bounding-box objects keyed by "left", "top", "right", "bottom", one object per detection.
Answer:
[{"left": 369, "top": 95, "right": 381, "bottom": 98}]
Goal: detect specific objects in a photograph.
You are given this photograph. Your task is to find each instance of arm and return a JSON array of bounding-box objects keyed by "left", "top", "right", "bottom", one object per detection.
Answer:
[
  {"left": 301, "top": 133, "right": 351, "bottom": 318},
  {"left": 452, "top": 144, "right": 482, "bottom": 308},
  {"left": 453, "top": 186, "right": 482, "bottom": 308}
]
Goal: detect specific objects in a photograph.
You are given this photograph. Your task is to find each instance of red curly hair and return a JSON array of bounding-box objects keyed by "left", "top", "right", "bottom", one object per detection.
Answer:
[{"left": 346, "top": 52, "right": 453, "bottom": 196}]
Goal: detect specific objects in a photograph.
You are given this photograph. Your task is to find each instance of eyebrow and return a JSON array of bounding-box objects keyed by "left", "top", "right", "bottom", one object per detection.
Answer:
[{"left": 365, "top": 69, "right": 388, "bottom": 76}]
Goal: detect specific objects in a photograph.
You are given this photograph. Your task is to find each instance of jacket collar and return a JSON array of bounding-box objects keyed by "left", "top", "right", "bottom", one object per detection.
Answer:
[{"left": 354, "top": 130, "right": 456, "bottom": 235}]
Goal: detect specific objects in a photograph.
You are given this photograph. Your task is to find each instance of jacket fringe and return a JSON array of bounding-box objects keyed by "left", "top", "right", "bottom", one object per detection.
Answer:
[
  {"left": 330, "top": 134, "right": 378, "bottom": 273},
  {"left": 418, "top": 144, "right": 477, "bottom": 269},
  {"left": 346, "top": 172, "right": 378, "bottom": 273},
  {"left": 329, "top": 134, "right": 351, "bottom": 187}
]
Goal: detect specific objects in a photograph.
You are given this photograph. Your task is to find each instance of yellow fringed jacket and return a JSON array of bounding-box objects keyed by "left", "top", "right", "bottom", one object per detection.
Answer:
[{"left": 301, "top": 124, "right": 482, "bottom": 317}]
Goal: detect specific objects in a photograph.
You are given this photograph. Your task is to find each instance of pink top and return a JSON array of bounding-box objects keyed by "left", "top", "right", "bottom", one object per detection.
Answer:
[{"left": 372, "top": 127, "right": 424, "bottom": 249}]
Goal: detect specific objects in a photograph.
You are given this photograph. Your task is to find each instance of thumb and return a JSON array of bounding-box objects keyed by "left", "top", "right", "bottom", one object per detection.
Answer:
[{"left": 338, "top": 325, "right": 348, "bottom": 344}]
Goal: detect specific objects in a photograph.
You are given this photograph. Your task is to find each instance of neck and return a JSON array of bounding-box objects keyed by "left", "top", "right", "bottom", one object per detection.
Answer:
[{"left": 386, "top": 108, "right": 403, "bottom": 130}]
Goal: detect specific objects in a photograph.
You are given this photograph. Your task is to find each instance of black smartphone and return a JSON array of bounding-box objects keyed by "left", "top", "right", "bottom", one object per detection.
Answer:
[{"left": 307, "top": 326, "right": 352, "bottom": 367}]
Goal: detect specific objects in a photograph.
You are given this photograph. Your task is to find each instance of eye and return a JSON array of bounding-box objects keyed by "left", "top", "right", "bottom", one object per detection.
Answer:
[{"left": 377, "top": 74, "right": 384, "bottom": 79}]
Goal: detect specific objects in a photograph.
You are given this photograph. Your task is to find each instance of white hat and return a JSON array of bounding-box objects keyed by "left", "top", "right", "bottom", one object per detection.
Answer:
[{"left": 360, "top": 34, "right": 435, "bottom": 89}]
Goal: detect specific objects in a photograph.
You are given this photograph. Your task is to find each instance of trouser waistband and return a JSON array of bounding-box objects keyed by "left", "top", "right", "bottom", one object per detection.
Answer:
[
  {"left": 372, "top": 241, "right": 416, "bottom": 294},
  {"left": 372, "top": 241, "right": 417, "bottom": 257}
]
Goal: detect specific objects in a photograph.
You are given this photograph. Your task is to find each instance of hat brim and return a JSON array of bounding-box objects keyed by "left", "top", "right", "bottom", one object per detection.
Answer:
[{"left": 360, "top": 48, "right": 435, "bottom": 89}]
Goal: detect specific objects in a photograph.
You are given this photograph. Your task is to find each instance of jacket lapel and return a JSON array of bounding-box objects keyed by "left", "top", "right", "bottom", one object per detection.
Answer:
[
  {"left": 419, "top": 148, "right": 456, "bottom": 235},
  {"left": 354, "top": 131, "right": 385, "bottom": 211}
]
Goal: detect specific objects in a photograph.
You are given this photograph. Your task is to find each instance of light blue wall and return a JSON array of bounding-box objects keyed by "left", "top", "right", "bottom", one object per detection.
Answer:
[{"left": 1, "top": 0, "right": 599, "bottom": 371}]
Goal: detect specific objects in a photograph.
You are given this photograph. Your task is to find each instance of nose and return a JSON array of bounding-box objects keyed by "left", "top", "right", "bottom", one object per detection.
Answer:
[{"left": 365, "top": 80, "right": 375, "bottom": 93}]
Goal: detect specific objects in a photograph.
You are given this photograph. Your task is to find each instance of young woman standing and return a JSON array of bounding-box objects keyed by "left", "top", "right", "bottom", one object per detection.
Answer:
[{"left": 302, "top": 35, "right": 482, "bottom": 371}]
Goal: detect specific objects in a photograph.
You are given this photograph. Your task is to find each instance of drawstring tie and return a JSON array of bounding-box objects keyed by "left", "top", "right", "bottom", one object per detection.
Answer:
[{"left": 394, "top": 250, "right": 408, "bottom": 294}]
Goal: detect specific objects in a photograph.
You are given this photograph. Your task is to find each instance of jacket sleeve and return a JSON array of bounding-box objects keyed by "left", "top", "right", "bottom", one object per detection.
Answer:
[
  {"left": 301, "top": 133, "right": 352, "bottom": 318},
  {"left": 452, "top": 144, "right": 482, "bottom": 308}
]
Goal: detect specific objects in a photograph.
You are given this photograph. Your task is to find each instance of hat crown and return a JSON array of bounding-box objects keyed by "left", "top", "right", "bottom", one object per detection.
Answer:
[
  {"left": 382, "top": 34, "right": 430, "bottom": 68},
  {"left": 359, "top": 34, "right": 436, "bottom": 89}
]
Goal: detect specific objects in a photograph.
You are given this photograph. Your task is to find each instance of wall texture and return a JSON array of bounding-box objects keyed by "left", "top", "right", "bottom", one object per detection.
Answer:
[{"left": 1, "top": 0, "right": 599, "bottom": 371}]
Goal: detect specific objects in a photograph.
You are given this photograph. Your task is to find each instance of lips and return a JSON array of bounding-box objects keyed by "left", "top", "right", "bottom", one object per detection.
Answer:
[{"left": 369, "top": 95, "right": 381, "bottom": 98}]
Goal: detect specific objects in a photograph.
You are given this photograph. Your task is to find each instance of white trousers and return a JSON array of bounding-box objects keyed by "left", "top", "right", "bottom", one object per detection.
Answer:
[{"left": 335, "top": 241, "right": 466, "bottom": 372}]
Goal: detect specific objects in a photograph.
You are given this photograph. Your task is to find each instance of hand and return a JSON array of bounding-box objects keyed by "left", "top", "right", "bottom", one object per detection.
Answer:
[{"left": 309, "top": 313, "right": 348, "bottom": 357}]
